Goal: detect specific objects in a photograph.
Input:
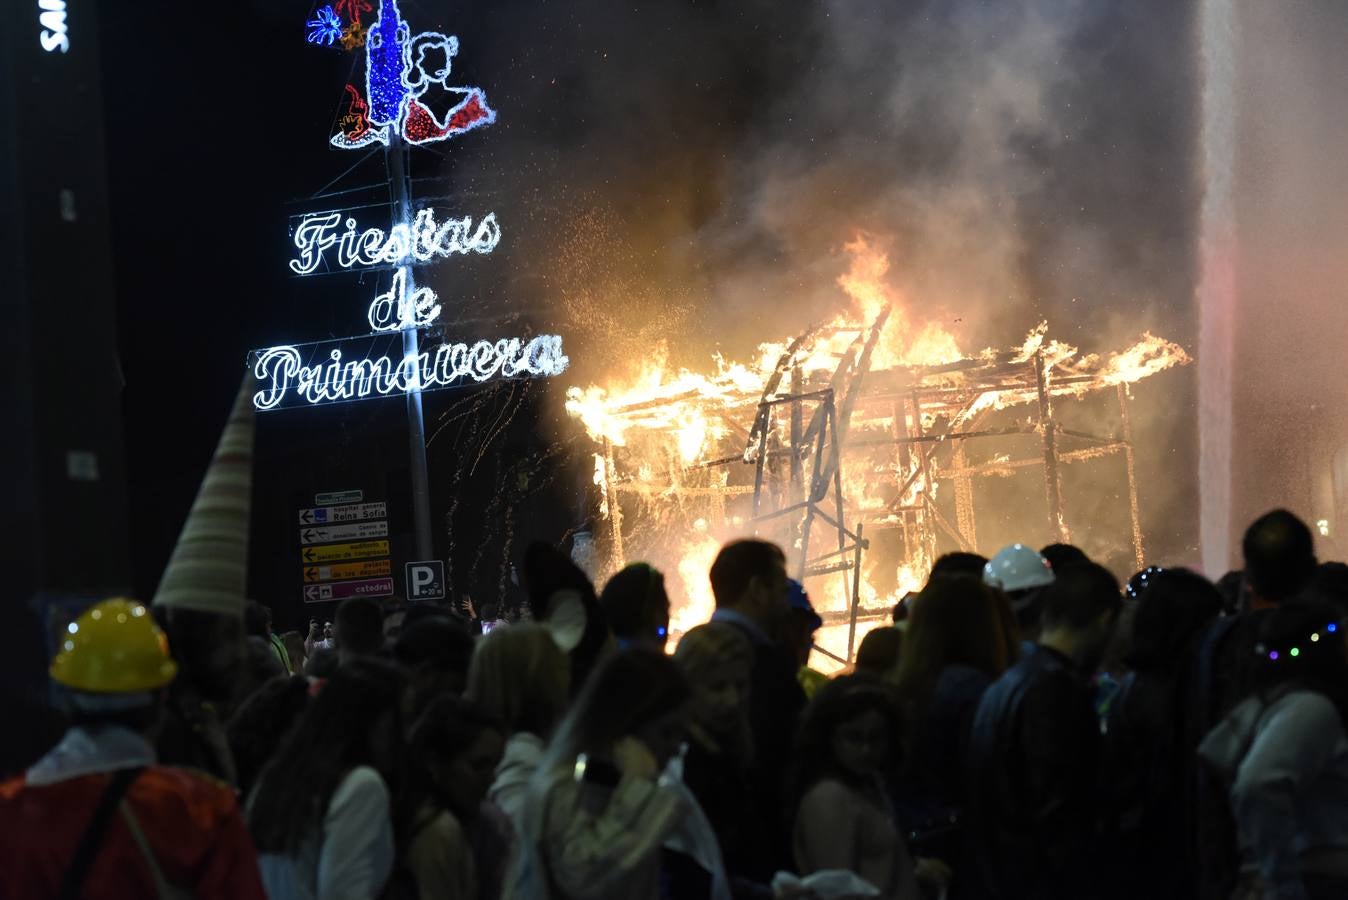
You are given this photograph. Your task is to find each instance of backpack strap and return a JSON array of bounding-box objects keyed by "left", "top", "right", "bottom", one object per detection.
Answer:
[{"left": 58, "top": 766, "right": 145, "bottom": 900}]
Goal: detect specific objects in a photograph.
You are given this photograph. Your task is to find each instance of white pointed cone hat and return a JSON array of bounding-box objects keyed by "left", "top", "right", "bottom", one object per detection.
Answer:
[{"left": 152, "top": 373, "right": 257, "bottom": 618}]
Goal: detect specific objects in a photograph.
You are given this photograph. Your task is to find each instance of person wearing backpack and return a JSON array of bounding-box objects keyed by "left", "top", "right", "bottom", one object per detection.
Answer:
[
  {"left": 1198, "top": 601, "right": 1348, "bottom": 900},
  {"left": 0, "top": 598, "right": 266, "bottom": 900}
]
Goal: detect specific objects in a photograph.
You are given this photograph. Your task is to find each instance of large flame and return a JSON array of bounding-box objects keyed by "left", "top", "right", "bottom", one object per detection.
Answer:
[{"left": 566, "top": 236, "right": 1190, "bottom": 661}]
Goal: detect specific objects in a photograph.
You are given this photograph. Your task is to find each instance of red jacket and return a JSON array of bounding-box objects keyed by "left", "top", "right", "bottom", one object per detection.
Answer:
[{"left": 0, "top": 766, "right": 266, "bottom": 900}]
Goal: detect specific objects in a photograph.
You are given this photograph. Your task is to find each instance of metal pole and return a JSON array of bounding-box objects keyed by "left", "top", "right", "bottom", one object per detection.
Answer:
[
  {"left": 387, "top": 133, "right": 435, "bottom": 562},
  {"left": 1034, "top": 350, "right": 1069, "bottom": 543}
]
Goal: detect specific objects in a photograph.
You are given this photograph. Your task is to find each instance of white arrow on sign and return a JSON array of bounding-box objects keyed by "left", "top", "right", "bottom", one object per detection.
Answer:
[{"left": 299, "top": 521, "right": 389, "bottom": 545}]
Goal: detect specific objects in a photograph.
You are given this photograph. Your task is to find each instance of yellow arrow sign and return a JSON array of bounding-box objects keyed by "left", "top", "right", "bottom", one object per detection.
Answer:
[
  {"left": 303, "top": 559, "right": 392, "bottom": 583},
  {"left": 300, "top": 540, "right": 390, "bottom": 564}
]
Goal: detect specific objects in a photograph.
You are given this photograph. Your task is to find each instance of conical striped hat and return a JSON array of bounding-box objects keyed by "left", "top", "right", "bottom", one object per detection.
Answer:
[{"left": 153, "top": 374, "right": 257, "bottom": 617}]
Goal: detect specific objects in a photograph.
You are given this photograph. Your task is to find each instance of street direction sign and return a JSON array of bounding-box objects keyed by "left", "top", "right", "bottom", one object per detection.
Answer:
[
  {"left": 316, "top": 489, "right": 364, "bottom": 506},
  {"left": 302, "top": 577, "right": 395, "bottom": 603},
  {"left": 300, "top": 540, "right": 390, "bottom": 564},
  {"left": 299, "top": 521, "right": 389, "bottom": 545},
  {"left": 297, "top": 501, "right": 388, "bottom": 525},
  {"left": 405, "top": 560, "right": 446, "bottom": 601},
  {"left": 303, "top": 559, "right": 392, "bottom": 583}
]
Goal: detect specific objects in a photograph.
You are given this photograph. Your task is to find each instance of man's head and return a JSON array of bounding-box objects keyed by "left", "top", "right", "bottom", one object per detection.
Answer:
[
  {"left": 1243, "top": 510, "right": 1316, "bottom": 607},
  {"left": 336, "top": 597, "right": 385, "bottom": 663},
  {"left": 1037, "top": 562, "right": 1122, "bottom": 672},
  {"left": 710, "top": 540, "right": 789, "bottom": 631},
  {"left": 779, "top": 579, "right": 824, "bottom": 668},
  {"left": 244, "top": 601, "right": 273, "bottom": 640}
]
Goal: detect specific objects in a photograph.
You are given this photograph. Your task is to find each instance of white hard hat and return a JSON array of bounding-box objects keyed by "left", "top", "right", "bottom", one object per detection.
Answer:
[{"left": 983, "top": 544, "right": 1055, "bottom": 593}]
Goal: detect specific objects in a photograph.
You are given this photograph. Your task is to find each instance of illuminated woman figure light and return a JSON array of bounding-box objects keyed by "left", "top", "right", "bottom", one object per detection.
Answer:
[{"left": 331, "top": 0, "right": 496, "bottom": 150}]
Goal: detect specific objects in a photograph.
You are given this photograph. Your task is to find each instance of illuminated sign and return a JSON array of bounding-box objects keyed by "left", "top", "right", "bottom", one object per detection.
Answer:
[
  {"left": 288, "top": 209, "right": 501, "bottom": 275},
  {"left": 250, "top": 0, "right": 567, "bottom": 412},
  {"left": 250, "top": 334, "right": 569, "bottom": 411},
  {"left": 38, "top": 0, "right": 69, "bottom": 53}
]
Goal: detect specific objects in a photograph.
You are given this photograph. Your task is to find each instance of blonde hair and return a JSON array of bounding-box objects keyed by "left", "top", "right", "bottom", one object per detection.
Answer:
[
  {"left": 674, "top": 622, "right": 755, "bottom": 763},
  {"left": 465, "top": 623, "right": 570, "bottom": 737},
  {"left": 674, "top": 622, "right": 753, "bottom": 677}
]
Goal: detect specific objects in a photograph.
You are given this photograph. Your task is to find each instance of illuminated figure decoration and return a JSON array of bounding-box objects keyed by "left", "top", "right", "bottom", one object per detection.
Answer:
[
  {"left": 334, "top": 0, "right": 373, "bottom": 26},
  {"left": 306, "top": 6, "right": 344, "bottom": 46},
  {"left": 334, "top": 84, "right": 385, "bottom": 149},
  {"left": 327, "top": 0, "right": 497, "bottom": 150},
  {"left": 340, "top": 20, "right": 368, "bottom": 51}
]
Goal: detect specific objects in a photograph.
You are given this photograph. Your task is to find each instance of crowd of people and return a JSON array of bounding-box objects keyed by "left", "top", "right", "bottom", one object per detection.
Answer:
[{"left": 5, "top": 508, "right": 1348, "bottom": 900}]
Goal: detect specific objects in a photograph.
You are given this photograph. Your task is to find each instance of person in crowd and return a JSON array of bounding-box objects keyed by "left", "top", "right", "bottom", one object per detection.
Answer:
[
  {"left": 0, "top": 598, "right": 266, "bottom": 899},
  {"left": 152, "top": 604, "right": 245, "bottom": 784},
  {"left": 246, "top": 600, "right": 292, "bottom": 673},
  {"left": 1198, "top": 600, "right": 1348, "bottom": 900},
  {"left": 1310, "top": 561, "right": 1348, "bottom": 614},
  {"left": 964, "top": 562, "right": 1121, "bottom": 900},
  {"left": 306, "top": 646, "right": 340, "bottom": 680},
  {"left": 282, "top": 630, "right": 308, "bottom": 676},
  {"left": 336, "top": 596, "right": 386, "bottom": 665},
  {"left": 227, "top": 674, "right": 311, "bottom": 798},
  {"left": 465, "top": 622, "right": 571, "bottom": 827},
  {"left": 1189, "top": 511, "right": 1320, "bottom": 898},
  {"left": 709, "top": 540, "right": 806, "bottom": 872},
  {"left": 930, "top": 551, "right": 989, "bottom": 579},
  {"left": 523, "top": 541, "right": 613, "bottom": 694},
  {"left": 982, "top": 543, "right": 1056, "bottom": 652},
  {"left": 248, "top": 658, "right": 407, "bottom": 900},
  {"left": 395, "top": 614, "right": 477, "bottom": 711},
  {"left": 600, "top": 562, "right": 672, "bottom": 651},
  {"left": 511, "top": 649, "right": 691, "bottom": 900},
  {"left": 791, "top": 675, "right": 933, "bottom": 899},
  {"left": 396, "top": 696, "right": 512, "bottom": 900},
  {"left": 780, "top": 579, "right": 829, "bottom": 698},
  {"left": 854, "top": 626, "right": 903, "bottom": 679},
  {"left": 671, "top": 622, "right": 774, "bottom": 894},
  {"left": 307, "top": 619, "right": 336, "bottom": 657},
  {"left": 151, "top": 373, "right": 257, "bottom": 786},
  {"left": 1100, "top": 568, "right": 1222, "bottom": 900},
  {"left": 1040, "top": 543, "right": 1091, "bottom": 572},
  {"left": 239, "top": 635, "right": 287, "bottom": 707},
  {"left": 890, "top": 574, "right": 1012, "bottom": 866}
]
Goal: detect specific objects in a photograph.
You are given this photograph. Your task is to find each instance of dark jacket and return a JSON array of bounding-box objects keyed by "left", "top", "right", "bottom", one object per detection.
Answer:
[
  {"left": 895, "top": 664, "right": 992, "bottom": 862},
  {"left": 719, "top": 617, "right": 806, "bottom": 876},
  {"left": 963, "top": 645, "right": 1101, "bottom": 900}
]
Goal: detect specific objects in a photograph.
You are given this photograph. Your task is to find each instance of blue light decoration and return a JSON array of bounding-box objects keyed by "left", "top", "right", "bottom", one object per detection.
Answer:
[
  {"left": 306, "top": 6, "right": 344, "bottom": 46},
  {"left": 327, "top": 0, "right": 497, "bottom": 150}
]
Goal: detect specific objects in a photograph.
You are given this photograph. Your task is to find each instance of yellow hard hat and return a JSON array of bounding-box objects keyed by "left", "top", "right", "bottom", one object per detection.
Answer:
[{"left": 50, "top": 599, "right": 179, "bottom": 694}]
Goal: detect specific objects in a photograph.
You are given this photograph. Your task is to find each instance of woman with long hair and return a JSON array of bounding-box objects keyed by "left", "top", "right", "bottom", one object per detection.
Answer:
[
  {"left": 511, "top": 649, "right": 691, "bottom": 900},
  {"left": 1199, "top": 601, "right": 1348, "bottom": 900},
  {"left": 395, "top": 696, "right": 511, "bottom": 900},
  {"left": 670, "top": 622, "right": 769, "bottom": 894},
  {"left": 248, "top": 658, "right": 407, "bottom": 900},
  {"left": 790, "top": 676, "right": 927, "bottom": 899},
  {"left": 465, "top": 623, "right": 570, "bottom": 829},
  {"left": 889, "top": 574, "right": 1013, "bottom": 862},
  {"left": 1102, "top": 568, "right": 1222, "bottom": 899}
]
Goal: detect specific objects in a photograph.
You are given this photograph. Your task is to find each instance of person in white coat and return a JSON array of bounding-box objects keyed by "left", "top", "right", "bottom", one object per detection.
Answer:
[{"left": 248, "top": 659, "right": 407, "bottom": 900}]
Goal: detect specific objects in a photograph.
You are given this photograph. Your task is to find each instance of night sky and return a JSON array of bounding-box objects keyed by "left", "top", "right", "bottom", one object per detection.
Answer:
[{"left": 102, "top": 1, "right": 1201, "bottom": 629}]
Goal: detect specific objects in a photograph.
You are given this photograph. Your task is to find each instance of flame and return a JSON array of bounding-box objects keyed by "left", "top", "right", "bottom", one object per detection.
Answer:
[{"left": 566, "top": 236, "right": 1191, "bottom": 659}]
